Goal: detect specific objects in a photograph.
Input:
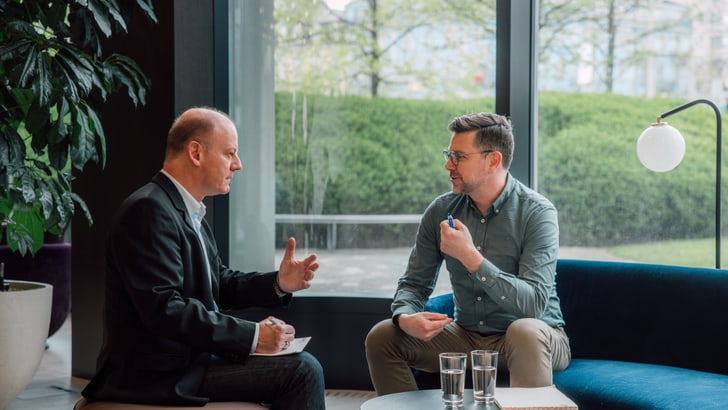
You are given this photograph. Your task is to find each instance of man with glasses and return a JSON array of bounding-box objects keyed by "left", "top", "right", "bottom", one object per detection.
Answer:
[{"left": 365, "top": 112, "right": 571, "bottom": 395}]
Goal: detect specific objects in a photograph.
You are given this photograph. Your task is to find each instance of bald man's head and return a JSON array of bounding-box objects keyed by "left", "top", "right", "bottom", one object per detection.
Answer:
[{"left": 165, "top": 107, "right": 234, "bottom": 161}]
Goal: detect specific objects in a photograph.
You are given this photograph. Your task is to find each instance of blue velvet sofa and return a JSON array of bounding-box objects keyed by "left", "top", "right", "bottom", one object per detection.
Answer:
[{"left": 423, "top": 259, "right": 728, "bottom": 409}]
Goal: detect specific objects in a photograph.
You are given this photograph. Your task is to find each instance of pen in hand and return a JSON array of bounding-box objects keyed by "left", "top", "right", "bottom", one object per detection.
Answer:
[
  {"left": 447, "top": 213, "right": 454, "bottom": 228},
  {"left": 266, "top": 316, "right": 293, "bottom": 350}
]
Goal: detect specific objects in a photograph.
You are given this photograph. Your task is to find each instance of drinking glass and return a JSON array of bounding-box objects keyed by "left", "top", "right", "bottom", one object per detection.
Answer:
[
  {"left": 471, "top": 350, "right": 498, "bottom": 403},
  {"left": 439, "top": 352, "right": 467, "bottom": 407}
]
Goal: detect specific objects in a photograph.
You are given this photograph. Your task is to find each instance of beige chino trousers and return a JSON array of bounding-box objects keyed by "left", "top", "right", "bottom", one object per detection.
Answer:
[{"left": 365, "top": 317, "right": 571, "bottom": 396}]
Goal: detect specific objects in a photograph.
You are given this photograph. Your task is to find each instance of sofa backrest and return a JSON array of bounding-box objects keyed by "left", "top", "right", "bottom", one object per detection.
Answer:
[{"left": 556, "top": 259, "right": 728, "bottom": 375}]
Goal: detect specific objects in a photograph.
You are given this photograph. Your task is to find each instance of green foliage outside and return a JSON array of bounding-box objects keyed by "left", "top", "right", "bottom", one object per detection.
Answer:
[
  {"left": 539, "top": 92, "right": 722, "bottom": 247},
  {"left": 610, "top": 238, "right": 728, "bottom": 268},
  {"left": 275, "top": 91, "right": 726, "bottom": 250}
]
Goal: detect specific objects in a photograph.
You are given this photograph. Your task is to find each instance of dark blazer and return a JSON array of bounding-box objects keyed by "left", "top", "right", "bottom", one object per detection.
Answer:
[{"left": 82, "top": 172, "right": 289, "bottom": 405}]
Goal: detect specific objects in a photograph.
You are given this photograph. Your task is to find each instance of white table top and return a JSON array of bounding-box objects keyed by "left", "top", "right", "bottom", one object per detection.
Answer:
[
  {"left": 360, "top": 389, "right": 497, "bottom": 409},
  {"left": 360, "top": 386, "right": 578, "bottom": 410}
]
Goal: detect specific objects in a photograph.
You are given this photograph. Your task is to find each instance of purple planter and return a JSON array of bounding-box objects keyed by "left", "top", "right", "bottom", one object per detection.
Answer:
[{"left": 0, "top": 234, "right": 71, "bottom": 337}]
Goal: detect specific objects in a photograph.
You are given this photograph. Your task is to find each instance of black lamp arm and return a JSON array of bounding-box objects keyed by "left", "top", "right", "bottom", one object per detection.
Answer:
[{"left": 660, "top": 98, "right": 723, "bottom": 268}]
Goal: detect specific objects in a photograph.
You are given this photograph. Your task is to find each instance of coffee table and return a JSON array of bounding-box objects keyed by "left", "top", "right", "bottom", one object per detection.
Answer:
[
  {"left": 360, "top": 389, "right": 497, "bottom": 409},
  {"left": 360, "top": 386, "right": 578, "bottom": 409}
]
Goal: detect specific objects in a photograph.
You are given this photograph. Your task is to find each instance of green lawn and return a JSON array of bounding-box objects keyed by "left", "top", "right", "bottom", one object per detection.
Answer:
[{"left": 609, "top": 237, "right": 728, "bottom": 268}]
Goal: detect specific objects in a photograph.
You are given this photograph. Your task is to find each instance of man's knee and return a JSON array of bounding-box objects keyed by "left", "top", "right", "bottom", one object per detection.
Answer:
[
  {"left": 365, "top": 318, "right": 398, "bottom": 356},
  {"left": 504, "top": 318, "right": 550, "bottom": 350},
  {"left": 297, "top": 352, "right": 325, "bottom": 386}
]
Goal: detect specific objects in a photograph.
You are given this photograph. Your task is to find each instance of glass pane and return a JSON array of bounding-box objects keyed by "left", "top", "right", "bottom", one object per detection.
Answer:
[
  {"left": 536, "top": 0, "right": 727, "bottom": 268},
  {"left": 272, "top": 0, "right": 497, "bottom": 295}
]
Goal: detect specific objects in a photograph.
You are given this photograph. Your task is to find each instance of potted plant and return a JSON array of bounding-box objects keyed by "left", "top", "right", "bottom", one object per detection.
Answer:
[{"left": 0, "top": 1, "right": 156, "bottom": 407}]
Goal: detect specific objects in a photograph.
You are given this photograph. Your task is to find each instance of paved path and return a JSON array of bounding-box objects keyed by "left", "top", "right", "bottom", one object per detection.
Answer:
[{"left": 276, "top": 246, "right": 623, "bottom": 297}]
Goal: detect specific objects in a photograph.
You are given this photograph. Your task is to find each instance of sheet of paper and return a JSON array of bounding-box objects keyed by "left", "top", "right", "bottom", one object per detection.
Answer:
[
  {"left": 251, "top": 336, "right": 311, "bottom": 356},
  {"left": 495, "top": 385, "right": 578, "bottom": 409}
]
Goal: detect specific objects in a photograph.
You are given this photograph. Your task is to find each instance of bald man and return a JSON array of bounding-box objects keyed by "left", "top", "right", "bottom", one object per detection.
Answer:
[{"left": 82, "top": 107, "right": 325, "bottom": 409}]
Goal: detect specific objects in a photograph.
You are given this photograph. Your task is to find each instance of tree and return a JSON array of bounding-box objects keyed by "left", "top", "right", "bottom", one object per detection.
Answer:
[
  {"left": 274, "top": 0, "right": 496, "bottom": 99},
  {"left": 538, "top": 0, "right": 689, "bottom": 94}
]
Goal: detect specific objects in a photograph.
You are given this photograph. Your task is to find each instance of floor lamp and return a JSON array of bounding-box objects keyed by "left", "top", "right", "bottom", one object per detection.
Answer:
[{"left": 636, "top": 99, "right": 723, "bottom": 269}]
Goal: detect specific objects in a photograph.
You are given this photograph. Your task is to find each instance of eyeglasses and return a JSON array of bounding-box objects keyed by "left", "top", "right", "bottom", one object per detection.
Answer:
[{"left": 442, "top": 149, "right": 493, "bottom": 166}]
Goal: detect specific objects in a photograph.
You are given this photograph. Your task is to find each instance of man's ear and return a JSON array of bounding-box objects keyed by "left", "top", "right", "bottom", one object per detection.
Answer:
[
  {"left": 188, "top": 140, "right": 204, "bottom": 165},
  {"left": 488, "top": 150, "right": 503, "bottom": 171}
]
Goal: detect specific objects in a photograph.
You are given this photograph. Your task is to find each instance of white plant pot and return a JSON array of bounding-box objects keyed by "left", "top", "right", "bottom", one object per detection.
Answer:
[{"left": 0, "top": 280, "right": 53, "bottom": 409}]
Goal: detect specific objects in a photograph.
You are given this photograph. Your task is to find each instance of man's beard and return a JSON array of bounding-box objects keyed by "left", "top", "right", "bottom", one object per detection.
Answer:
[{"left": 452, "top": 180, "right": 473, "bottom": 195}]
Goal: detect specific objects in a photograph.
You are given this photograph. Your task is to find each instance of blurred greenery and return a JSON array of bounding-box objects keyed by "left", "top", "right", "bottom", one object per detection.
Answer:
[
  {"left": 610, "top": 238, "right": 726, "bottom": 268},
  {"left": 274, "top": 91, "right": 727, "bottom": 257}
]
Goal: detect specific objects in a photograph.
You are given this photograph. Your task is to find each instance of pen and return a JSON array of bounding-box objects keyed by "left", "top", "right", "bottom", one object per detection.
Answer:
[
  {"left": 447, "top": 213, "right": 454, "bottom": 228},
  {"left": 267, "top": 316, "right": 284, "bottom": 326}
]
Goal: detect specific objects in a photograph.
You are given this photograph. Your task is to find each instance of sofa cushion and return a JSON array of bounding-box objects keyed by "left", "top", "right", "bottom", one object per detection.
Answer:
[
  {"left": 424, "top": 293, "right": 454, "bottom": 318},
  {"left": 555, "top": 259, "right": 728, "bottom": 375},
  {"left": 554, "top": 359, "right": 728, "bottom": 409}
]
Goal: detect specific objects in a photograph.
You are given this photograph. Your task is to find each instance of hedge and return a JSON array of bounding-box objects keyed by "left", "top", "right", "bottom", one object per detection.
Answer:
[{"left": 275, "top": 91, "right": 726, "bottom": 248}]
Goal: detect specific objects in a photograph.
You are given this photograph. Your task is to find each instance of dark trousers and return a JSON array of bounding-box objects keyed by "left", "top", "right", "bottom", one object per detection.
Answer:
[{"left": 199, "top": 351, "right": 325, "bottom": 409}]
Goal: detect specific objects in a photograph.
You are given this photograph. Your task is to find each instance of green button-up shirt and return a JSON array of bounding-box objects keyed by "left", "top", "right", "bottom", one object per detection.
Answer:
[{"left": 392, "top": 174, "right": 565, "bottom": 334}]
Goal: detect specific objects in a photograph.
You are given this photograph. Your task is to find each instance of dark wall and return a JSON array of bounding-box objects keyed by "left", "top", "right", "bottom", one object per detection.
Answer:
[
  {"left": 71, "top": 0, "right": 194, "bottom": 377},
  {"left": 233, "top": 296, "right": 393, "bottom": 390}
]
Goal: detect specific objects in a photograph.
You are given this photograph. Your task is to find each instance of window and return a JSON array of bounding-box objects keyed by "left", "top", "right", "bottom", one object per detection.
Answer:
[
  {"left": 226, "top": 0, "right": 727, "bottom": 300},
  {"left": 536, "top": 0, "right": 728, "bottom": 268},
  {"left": 274, "top": 0, "right": 501, "bottom": 295},
  {"left": 228, "top": 0, "right": 499, "bottom": 295}
]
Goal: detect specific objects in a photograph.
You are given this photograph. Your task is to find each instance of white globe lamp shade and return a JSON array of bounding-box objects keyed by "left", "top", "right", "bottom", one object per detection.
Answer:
[{"left": 636, "top": 122, "right": 686, "bottom": 172}]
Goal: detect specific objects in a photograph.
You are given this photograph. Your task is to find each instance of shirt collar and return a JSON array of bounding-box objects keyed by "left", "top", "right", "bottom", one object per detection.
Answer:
[
  {"left": 466, "top": 172, "right": 515, "bottom": 217},
  {"left": 160, "top": 169, "right": 206, "bottom": 226},
  {"left": 491, "top": 173, "right": 515, "bottom": 213}
]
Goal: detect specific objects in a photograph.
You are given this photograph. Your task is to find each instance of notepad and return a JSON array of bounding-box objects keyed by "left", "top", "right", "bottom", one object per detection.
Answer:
[
  {"left": 494, "top": 385, "right": 577, "bottom": 409},
  {"left": 251, "top": 336, "right": 311, "bottom": 356}
]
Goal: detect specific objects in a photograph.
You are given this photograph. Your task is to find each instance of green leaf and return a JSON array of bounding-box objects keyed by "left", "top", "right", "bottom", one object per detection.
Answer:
[
  {"left": 19, "top": 169, "right": 37, "bottom": 203},
  {"left": 53, "top": 97, "right": 71, "bottom": 142},
  {"left": 70, "top": 6, "right": 104, "bottom": 57},
  {"left": 36, "top": 179, "right": 54, "bottom": 220},
  {"left": 31, "top": 159, "right": 52, "bottom": 176},
  {"left": 18, "top": 47, "right": 40, "bottom": 88},
  {"left": 0, "top": 26, "right": 34, "bottom": 59},
  {"left": 105, "top": 0, "right": 128, "bottom": 33},
  {"left": 0, "top": 134, "right": 9, "bottom": 166},
  {"left": 86, "top": 0, "right": 112, "bottom": 37},
  {"left": 53, "top": 46, "right": 96, "bottom": 101},
  {"left": 7, "top": 202, "right": 46, "bottom": 256},
  {"left": 53, "top": 58, "right": 81, "bottom": 103},
  {"left": 71, "top": 191, "right": 94, "bottom": 226},
  {"left": 58, "top": 43, "right": 96, "bottom": 73},
  {"left": 0, "top": 125, "right": 27, "bottom": 165},
  {"left": 104, "top": 54, "right": 151, "bottom": 106},
  {"left": 86, "top": 107, "right": 106, "bottom": 168},
  {"left": 5, "top": 225, "right": 33, "bottom": 256},
  {"left": 135, "top": 0, "right": 158, "bottom": 23},
  {"left": 71, "top": 106, "right": 97, "bottom": 169},
  {"left": 34, "top": 53, "right": 53, "bottom": 107},
  {"left": 48, "top": 137, "right": 70, "bottom": 171},
  {"left": 10, "top": 88, "right": 35, "bottom": 116},
  {"left": 54, "top": 181, "right": 73, "bottom": 223},
  {"left": 47, "top": 108, "right": 71, "bottom": 171},
  {"left": 26, "top": 103, "right": 51, "bottom": 151}
]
